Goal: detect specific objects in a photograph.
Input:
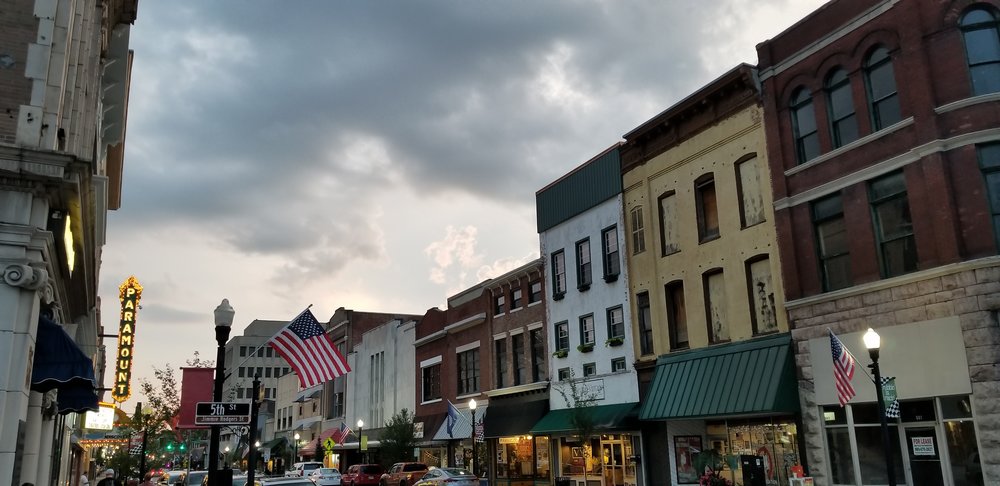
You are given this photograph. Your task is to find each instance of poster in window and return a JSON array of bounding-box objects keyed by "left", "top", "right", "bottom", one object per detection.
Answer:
[{"left": 674, "top": 436, "right": 702, "bottom": 484}]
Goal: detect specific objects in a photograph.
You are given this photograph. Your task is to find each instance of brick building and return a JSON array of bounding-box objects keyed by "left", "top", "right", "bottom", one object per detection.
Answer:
[{"left": 756, "top": 0, "right": 1000, "bottom": 484}]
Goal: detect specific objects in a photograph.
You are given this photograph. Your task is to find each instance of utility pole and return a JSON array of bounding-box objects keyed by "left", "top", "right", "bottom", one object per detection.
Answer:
[{"left": 246, "top": 375, "right": 261, "bottom": 486}]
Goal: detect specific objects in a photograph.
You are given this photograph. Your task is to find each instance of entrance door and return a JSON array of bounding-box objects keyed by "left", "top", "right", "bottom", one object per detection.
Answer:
[
  {"left": 600, "top": 438, "right": 625, "bottom": 486},
  {"left": 904, "top": 427, "right": 945, "bottom": 486}
]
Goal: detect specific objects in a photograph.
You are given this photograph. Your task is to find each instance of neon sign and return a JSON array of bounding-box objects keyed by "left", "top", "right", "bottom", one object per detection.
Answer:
[{"left": 112, "top": 276, "right": 142, "bottom": 403}]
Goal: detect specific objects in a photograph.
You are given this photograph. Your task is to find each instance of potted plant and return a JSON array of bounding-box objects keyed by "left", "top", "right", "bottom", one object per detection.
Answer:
[
  {"left": 605, "top": 337, "right": 624, "bottom": 347},
  {"left": 577, "top": 343, "right": 594, "bottom": 353},
  {"left": 552, "top": 349, "right": 568, "bottom": 359}
]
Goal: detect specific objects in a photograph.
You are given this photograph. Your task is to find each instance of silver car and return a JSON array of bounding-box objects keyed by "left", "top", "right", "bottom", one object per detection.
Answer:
[
  {"left": 413, "top": 468, "right": 477, "bottom": 486},
  {"left": 309, "top": 468, "right": 342, "bottom": 486}
]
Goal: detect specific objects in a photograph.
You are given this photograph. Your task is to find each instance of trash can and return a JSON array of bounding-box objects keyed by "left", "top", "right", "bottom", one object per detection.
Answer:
[{"left": 556, "top": 477, "right": 573, "bottom": 486}]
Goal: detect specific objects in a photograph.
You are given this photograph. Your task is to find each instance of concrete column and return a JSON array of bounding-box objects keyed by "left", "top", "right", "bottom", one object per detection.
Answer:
[
  {"left": 20, "top": 392, "right": 45, "bottom": 485},
  {"left": 37, "top": 406, "right": 56, "bottom": 485}
]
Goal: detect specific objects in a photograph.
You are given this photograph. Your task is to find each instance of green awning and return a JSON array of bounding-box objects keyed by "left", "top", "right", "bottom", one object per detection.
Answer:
[
  {"left": 531, "top": 402, "right": 639, "bottom": 434},
  {"left": 261, "top": 437, "right": 287, "bottom": 451},
  {"left": 639, "top": 333, "right": 799, "bottom": 420}
]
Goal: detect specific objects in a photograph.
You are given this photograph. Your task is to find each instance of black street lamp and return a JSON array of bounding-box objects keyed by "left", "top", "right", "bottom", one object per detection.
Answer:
[
  {"left": 208, "top": 299, "right": 236, "bottom": 486},
  {"left": 293, "top": 432, "right": 300, "bottom": 463},
  {"left": 863, "top": 328, "right": 896, "bottom": 486},
  {"left": 357, "top": 419, "right": 364, "bottom": 464},
  {"left": 468, "top": 399, "right": 477, "bottom": 476}
]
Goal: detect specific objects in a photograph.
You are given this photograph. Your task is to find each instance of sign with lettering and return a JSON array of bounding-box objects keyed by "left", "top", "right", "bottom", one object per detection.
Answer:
[
  {"left": 112, "top": 276, "right": 143, "bottom": 403},
  {"left": 194, "top": 402, "right": 251, "bottom": 425},
  {"left": 84, "top": 403, "right": 117, "bottom": 430},
  {"left": 911, "top": 436, "right": 935, "bottom": 456}
]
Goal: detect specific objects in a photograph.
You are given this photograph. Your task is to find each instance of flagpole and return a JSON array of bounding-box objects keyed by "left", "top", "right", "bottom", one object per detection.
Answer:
[{"left": 226, "top": 305, "right": 314, "bottom": 380}]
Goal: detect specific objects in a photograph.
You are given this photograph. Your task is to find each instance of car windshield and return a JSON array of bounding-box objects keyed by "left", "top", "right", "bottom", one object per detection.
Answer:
[
  {"left": 318, "top": 469, "right": 338, "bottom": 475},
  {"left": 441, "top": 469, "right": 474, "bottom": 477},
  {"left": 360, "top": 466, "right": 382, "bottom": 474},
  {"left": 232, "top": 477, "right": 247, "bottom": 486},
  {"left": 403, "top": 464, "right": 426, "bottom": 472},
  {"left": 185, "top": 472, "right": 208, "bottom": 484}
]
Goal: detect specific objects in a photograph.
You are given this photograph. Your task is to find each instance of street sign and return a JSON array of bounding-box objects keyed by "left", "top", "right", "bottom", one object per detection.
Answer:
[{"left": 194, "top": 402, "right": 251, "bottom": 425}]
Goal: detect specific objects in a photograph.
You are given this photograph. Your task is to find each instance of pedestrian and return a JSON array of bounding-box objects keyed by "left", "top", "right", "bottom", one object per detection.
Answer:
[
  {"left": 80, "top": 472, "right": 90, "bottom": 486},
  {"left": 95, "top": 469, "right": 115, "bottom": 486}
]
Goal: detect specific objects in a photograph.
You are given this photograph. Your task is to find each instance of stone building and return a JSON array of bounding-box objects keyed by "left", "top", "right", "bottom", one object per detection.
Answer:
[
  {"left": 0, "top": 0, "right": 138, "bottom": 484},
  {"left": 756, "top": 0, "right": 1000, "bottom": 483}
]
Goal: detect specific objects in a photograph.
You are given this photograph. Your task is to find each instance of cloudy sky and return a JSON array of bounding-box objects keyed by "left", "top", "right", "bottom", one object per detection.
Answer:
[{"left": 99, "top": 0, "right": 827, "bottom": 407}]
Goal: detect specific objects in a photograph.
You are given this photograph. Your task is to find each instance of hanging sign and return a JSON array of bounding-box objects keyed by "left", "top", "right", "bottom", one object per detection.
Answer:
[{"left": 112, "top": 276, "right": 143, "bottom": 402}]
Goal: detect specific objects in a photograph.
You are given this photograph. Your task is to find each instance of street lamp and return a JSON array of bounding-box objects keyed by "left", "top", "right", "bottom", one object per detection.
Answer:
[
  {"left": 208, "top": 299, "right": 236, "bottom": 486},
  {"left": 294, "top": 432, "right": 301, "bottom": 462},
  {"left": 357, "top": 419, "right": 364, "bottom": 464},
  {"left": 468, "top": 399, "right": 477, "bottom": 477},
  {"left": 864, "top": 328, "right": 896, "bottom": 486}
]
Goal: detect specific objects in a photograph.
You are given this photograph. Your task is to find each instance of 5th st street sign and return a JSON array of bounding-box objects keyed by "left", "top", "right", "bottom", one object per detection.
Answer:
[{"left": 195, "top": 402, "right": 251, "bottom": 425}]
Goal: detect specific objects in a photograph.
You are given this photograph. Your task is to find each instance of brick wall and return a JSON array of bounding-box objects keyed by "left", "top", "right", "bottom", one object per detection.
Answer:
[{"left": 789, "top": 259, "right": 1000, "bottom": 483}]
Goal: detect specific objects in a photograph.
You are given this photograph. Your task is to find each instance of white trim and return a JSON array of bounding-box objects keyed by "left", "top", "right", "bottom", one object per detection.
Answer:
[
  {"left": 509, "top": 328, "right": 525, "bottom": 336},
  {"left": 786, "top": 255, "right": 1000, "bottom": 309},
  {"left": 414, "top": 330, "right": 446, "bottom": 347},
  {"left": 758, "top": 0, "right": 899, "bottom": 81},
  {"left": 527, "top": 301, "right": 542, "bottom": 308},
  {"left": 774, "top": 127, "right": 1000, "bottom": 210},
  {"left": 455, "top": 340, "right": 481, "bottom": 353},
  {"left": 935, "top": 92, "right": 1000, "bottom": 115},
  {"left": 420, "top": 355, "right": 442, "bottom": 368},
  {"left": 493, "top": 333, "right": 507, "bottom": 341},
  {"left": 527, "top": 321, "right": 544, "bottom": 331},
  {"left": 456, "top": 392, "right": 481, "bottom": 401},
  {"left": 783, "top": 117, "right": 914, "bottom": 177},
  {"left": 485, "top": 381, "right": 550, "bottom": 397},
  {"left": 444, "top": 312, "right": 487, "bottom": 334},
  {"left": 509, "top": 307, "right": 522, "bottom": 314},
  {"left": 420, "top": 398, "right": 442, "bottom": 406}
]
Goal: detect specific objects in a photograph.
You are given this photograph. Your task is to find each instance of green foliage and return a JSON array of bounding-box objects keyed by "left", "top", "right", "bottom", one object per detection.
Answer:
[
  {"left": 137, "top": 364, "right": 181, "bottom": 434},
  {"left": 555, "top": 369, "right": 599, "bottom": 482},
  {"left": 379, "top": 408, "right": 417, "bottom": 468}
]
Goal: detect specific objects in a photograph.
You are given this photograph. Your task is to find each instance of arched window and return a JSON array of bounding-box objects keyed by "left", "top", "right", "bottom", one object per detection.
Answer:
[
  {"left": 826, "top": 68, "right": 859, "bottom": 147},
  {"left": 864, "top": 47, "right": 901, "bottom": 130},
  {"left": 790, "top": 87, "right": 820, "bottom": 163},
  {"left": 961, "top": 6, "right": 1000, "bottom": 95}
]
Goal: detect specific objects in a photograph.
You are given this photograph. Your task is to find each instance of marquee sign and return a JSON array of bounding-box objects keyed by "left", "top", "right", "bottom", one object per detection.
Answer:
[{"left": 112, "top": 276, "right": 143, "bottom": 403}]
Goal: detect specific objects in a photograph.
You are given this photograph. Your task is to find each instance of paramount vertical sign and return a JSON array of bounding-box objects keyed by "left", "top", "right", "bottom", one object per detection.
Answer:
[{"left": 112, "top": 276, "right": 143, "bottom": 403}]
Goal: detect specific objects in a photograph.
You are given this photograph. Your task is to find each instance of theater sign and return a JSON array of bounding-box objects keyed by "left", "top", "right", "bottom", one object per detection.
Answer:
[{"left": 112, "top": 276, "right": 143, "bottom": 403}]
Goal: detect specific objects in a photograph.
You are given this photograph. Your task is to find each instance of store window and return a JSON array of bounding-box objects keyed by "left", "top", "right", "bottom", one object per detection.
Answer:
[
  {"left": 556, "top": 434, "right": 637, "bottom": 486},
  {"left": 703, "top": 418, "right": 800, "bottom": 486},
  {"left": 495, "top": 435, "right": 545, "bottom": 484}
]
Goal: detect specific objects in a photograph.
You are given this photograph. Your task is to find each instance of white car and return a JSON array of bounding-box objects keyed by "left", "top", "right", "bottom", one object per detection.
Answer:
[{"left": 308, "top": 468, "right": 342, "bottom": 486}]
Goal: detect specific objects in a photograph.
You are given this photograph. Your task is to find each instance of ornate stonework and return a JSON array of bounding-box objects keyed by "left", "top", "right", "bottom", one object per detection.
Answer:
[{"left": 2, "top": 263, "right": 48, "bottom": 290}]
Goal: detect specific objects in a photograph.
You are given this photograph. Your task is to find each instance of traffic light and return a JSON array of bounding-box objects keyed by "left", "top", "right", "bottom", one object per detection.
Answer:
[
  {"left": 166, "top": 443, "right": 174, "bottom": 452},
  {"left": 179, "top": 443, "right": 186, "bottom": 451}
]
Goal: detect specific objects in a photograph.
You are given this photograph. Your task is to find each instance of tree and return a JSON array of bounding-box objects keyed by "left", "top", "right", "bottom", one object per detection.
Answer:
[
  {"left": 555, "top": 370, "right": 600, "bottom": 484},
  {"left": 379, "top": 408, "right": 418, "bottom": 468}
]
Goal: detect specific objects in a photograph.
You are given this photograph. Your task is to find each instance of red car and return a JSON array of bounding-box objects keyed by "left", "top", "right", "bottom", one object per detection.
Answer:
[
  {"left": 380, "top": 463, "right": 429, "bottom": 486},
  {"left": 343, "top": 464, "right": 385, "bottom": 486}
]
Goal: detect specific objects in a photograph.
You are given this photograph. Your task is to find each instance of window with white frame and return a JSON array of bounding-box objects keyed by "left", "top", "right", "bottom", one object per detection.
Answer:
[{"left": 552, "top": 250, "right": 567, "bottom": 297}]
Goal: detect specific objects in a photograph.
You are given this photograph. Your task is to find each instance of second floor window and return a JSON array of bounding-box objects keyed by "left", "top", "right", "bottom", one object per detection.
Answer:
[
  {"left": 791, "top": 88, "right": 820, "bottom": 164},
  {"left": 457, "top": 349, "right": 480, "bottom": 395},
  {"left": 737, "top": 156, "right": 766, "bottom": 227},
  {"left": 580, "top": 314, "right": 595, "bottom": 346},
  {"left": 665, "top": 281, "right": 688, "bottom": 350},
  {"left": 826, "top": 68, "right": 859, "bottom": 147},
  {"left": 864, "top": 46, "right": 901, "bottom": 130},
  {"left": 513, "top": 333, "right": 527, "bottom": 385},
  {"left": 529, "top": 281, "right": 542, "bottom": 303},
  {"left": 637, "top": 292, "right": 653, "bottom": 356},
  {"left": 576, "top": 238, "right": 592, "bottom": 289},
  {"left": 961, "top": 7, "right": 1000, "bottom": 96},
  {"left": 704, "top": 270, "right": 730, "bottom": 343},
  {"left": 552, "top": 250, "right": 567, "bottom": 297},
  {"left": 814, "top": 193, "right": 852, "bottom": 291},
  {"left": 602, "top": 225, "right": 621, "bottom": 279},
  {"left": 422, "top": 364, "right": 441, "bottom": 402},
  {"left": 530, "top": 328, "right": 546, "bottom": 382},
  {"left": 870, "top": 171, "right": 917, "bottom": 278},
  {"left": 607, "top": 306, "right": 625, "bottom": 340},
  {"left": 494, "top": 294, "right": 505, "bottom": 315},
  {"left": 978, "top": 143, "right": 1000, "bottom": 246},
  {"left": 495, "top": 340, "right": 507, "bottom": 388},
  {"left": 747, "top": 256, "right": 778, "bottom": 335},
  {"left": 555, "top": 321, "right": 569, "bottom": 352},
  {"left": 511, "top": 288, "right": 523, "bottom": 309},
  {"left": 630, "top": 207, "right": 646, "bottom": 254},
  {"left": 659, "top": 192, "right": 680, "bottom": 255}
]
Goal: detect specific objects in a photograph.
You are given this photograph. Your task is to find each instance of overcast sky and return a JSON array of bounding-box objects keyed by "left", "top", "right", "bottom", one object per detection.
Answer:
[{"left": 100, "top": 0, "right": 827, "bottom": 408}]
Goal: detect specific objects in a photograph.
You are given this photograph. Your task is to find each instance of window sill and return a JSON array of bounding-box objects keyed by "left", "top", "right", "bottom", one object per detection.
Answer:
[
  {"left": 553, "top": 292, "right": 565, "bottom": 301},
  {"left": 662, "top": 249, "right": 680, "bottom": 257},
  {"left": 456, "top": 392, "right": 481, "bottom": 401},
  {"left": 603, "top": 273, "right": 619, "bottom": 283},
  {"left": 669, "top": 345, "right": 689, "bottom": 353},
  {"left": 699, "top": 234, "right": 721, "bottom": 244},
  {"left": 577, "top": 283, "right": 591, "bottom": 292},
  {"left": 420, "top": 398, "right": 442, "bottom": 405},
  {"left": 605, "top": 338, "right": 625, "bottom": 347}
]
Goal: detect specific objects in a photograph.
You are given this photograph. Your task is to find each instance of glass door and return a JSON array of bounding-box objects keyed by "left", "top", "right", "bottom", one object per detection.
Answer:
[{"left": 903, "top": 426, "right": 944, "bottom": 486}]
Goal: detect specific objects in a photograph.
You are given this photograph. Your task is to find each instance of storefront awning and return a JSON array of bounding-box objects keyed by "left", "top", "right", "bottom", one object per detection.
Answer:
[
  {"left": 640, "top": 333, "right": 799, "bottom": 421},
  {"left": 432, "top": 405, "right": 488, "bottom": 440},
  {"left": 31, "top": 315, "right": 99, "bottom": 414},
  {"left": 294, "top": 416, "right": 323, "bottom": 430},
  {"left": 530, "top": 402, "right": 639, "bottom": 434},
  {"left": 295, "top": 388, "right": 321, "bottom": 402},
  {"left": 484, "top": 398, "right": 547, "bottom": 438},
  {"left": 262, "top": 437, "right": 287, "bottom": 450}
]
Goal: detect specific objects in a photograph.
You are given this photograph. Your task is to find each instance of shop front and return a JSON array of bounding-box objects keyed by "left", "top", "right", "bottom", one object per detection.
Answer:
[
  {"left": 429, "top": 403, "right": 489, "bottom": 476},
  {"left": 640, "top": 334, "right": 803, "bottom": 486},
  {"left": 530, "top": 403, "right": 642, "bottom": 486},
  {"left": 484, "top": 389, "right": 550, "bottom": 486},
  {"left": 415, "top": 413, "right": 448, "bottom": 468}
]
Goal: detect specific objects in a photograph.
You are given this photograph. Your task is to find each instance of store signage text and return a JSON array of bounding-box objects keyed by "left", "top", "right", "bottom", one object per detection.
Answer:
[{"left": 112, "top": 276, "right": 143, "bottom": 403}]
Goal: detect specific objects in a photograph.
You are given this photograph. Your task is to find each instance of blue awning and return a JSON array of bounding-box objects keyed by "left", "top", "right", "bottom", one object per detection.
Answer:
[{"left": 31, "top": 315, "right": 99, "bottom": 414}]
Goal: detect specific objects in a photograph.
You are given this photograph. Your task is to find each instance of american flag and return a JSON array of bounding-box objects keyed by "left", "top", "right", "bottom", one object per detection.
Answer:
[
  {"left": 332, "top": 421, "right": 352, "bottom": 445},
  {"left": 269, "top": 309, "right": 351, "bottom": 388},
  {"left": 830, "top": 330, "right": 857, "bottom": 406}
]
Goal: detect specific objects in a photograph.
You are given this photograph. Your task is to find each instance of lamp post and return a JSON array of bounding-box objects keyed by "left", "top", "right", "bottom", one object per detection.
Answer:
[
  {"left": 468, "top": 399, "right": 477, "bottom": 477},
  {"left": 863, "top": 328, "right": 896, "bottom": 486},
  {"left": 293, "top": 432, "right": 300, "bottom": 462},
  {"left": 357, "top": 419, "right": 364, "bottom": 464},
  {"left": 208, "top": 299, "right": 236, "bottom": 486}
]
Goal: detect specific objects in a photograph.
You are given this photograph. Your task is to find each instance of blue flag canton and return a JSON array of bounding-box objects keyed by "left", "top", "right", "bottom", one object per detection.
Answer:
[
  {"left": 289, "top": 311, "right": 324, "bottom": 340},
  {"left": 446, "top": 401, "right": 460, "bottom": 437}
]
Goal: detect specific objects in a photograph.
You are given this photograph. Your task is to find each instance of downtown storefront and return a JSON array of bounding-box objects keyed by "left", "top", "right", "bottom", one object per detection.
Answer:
[
  {"left": 639, "top": 334, "right": 805, "bottom": 486},
  {"left": 483, "top": 386, "right": 550, "bottom": 486}
]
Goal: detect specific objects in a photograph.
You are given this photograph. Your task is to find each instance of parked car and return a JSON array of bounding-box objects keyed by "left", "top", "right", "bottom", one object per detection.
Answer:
[
  {"left": 309, "top": 467, "right": 343, "bottom": 486},
  {"left": 160, "top": 470, "right": 186, "bottom": 486},
  {"left": 380, "top": 463, "right": 428, "bottom": 486},
  {"left": 184, "top": 470, "right": 209, "bottom": 486},
  {"left": 413, "top": 468, "right": 477, "bottom": 486},
  {"left": 288, "top": 461, "right": 325, "bottom": 477},
  {"left": 260, "top": 478, "right": 315, "bottom": 486},
  {"left": 343, "top": 464, "right": 385, "bottom": 486}
]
